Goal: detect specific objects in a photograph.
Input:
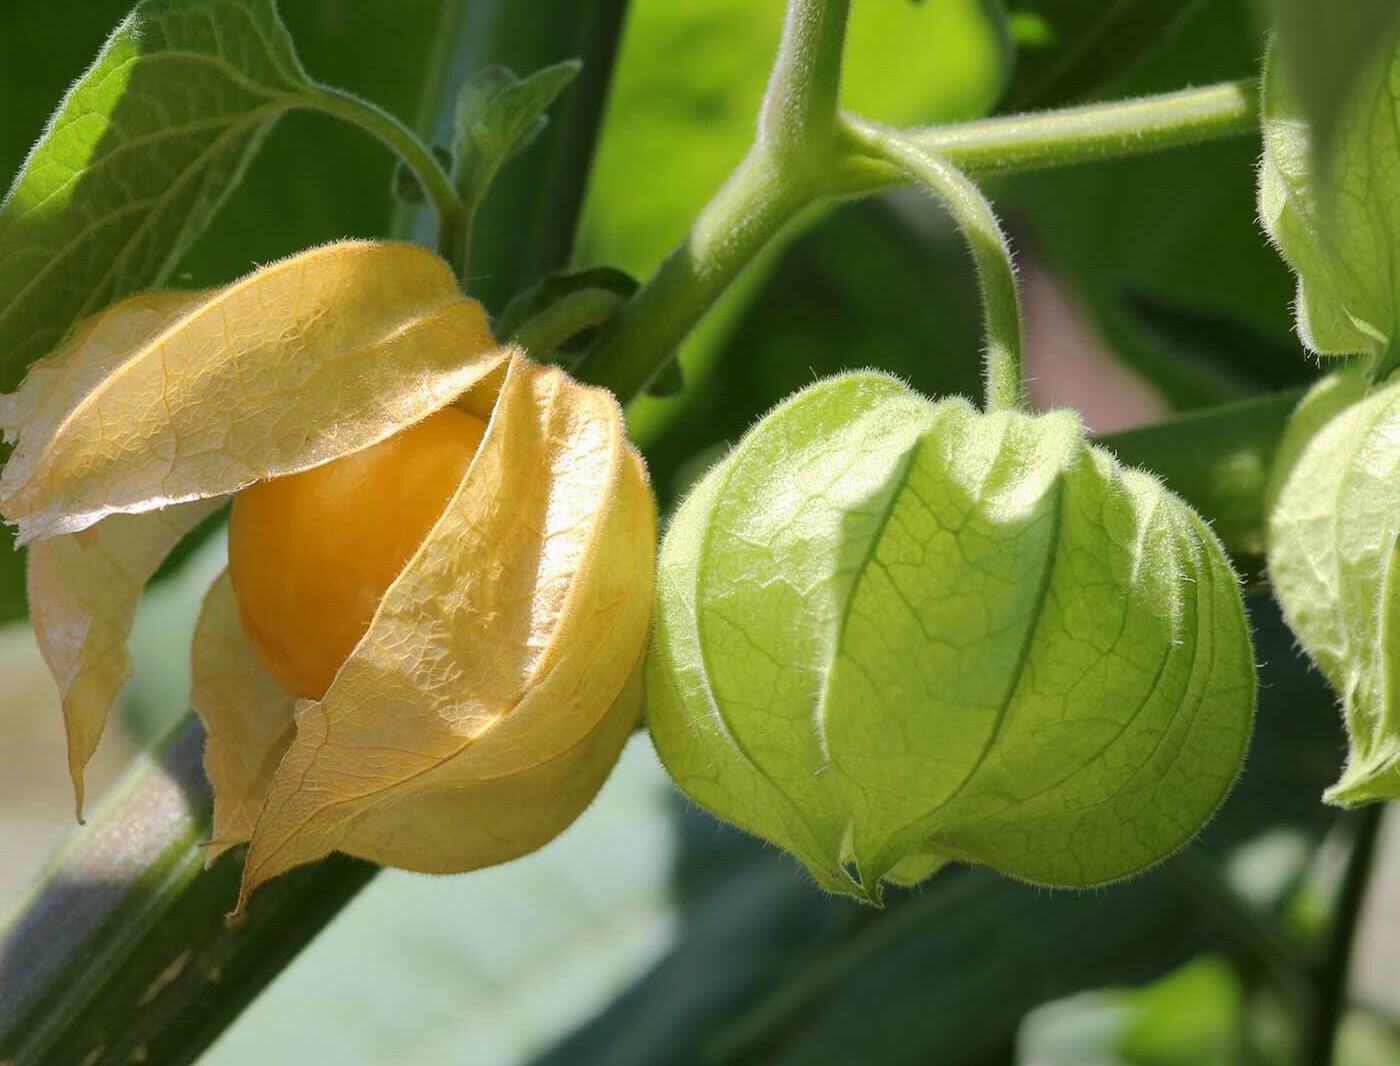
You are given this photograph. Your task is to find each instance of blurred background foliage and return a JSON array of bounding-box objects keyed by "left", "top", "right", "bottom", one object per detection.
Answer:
[{"left": 1, "top": 0, "right": 1394, "bottom": 1062}]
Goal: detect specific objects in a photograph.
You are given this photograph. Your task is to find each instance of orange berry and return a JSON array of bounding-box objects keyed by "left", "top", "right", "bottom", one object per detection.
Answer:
[{"left": 228, "top": 407, "right": 487, "bottom": 699}]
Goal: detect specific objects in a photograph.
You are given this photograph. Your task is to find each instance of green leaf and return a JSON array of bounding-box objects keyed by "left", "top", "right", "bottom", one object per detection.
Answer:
[
  {"left": 1259, "top": 30, "right": 1400, "bottom": 372},
  {"left": 1267, "top": 366, "right": 1400, "bottom": 805},
  {"left": 450, "top": 60, "right": 581, "bottom": 212},
  {"left": 1099, "top": 388, "right": 1302, "bottom": 574},
  {"left": 1124, "top": 293, "right": 1315, "bottom": 395},
  {"left": 1000, "top": 0, "right": 1210, "bottom": 111},
  {"left": 645, "top": 358, "right": 685, "bottom": 398},
  {"left": 0, "top": 0, "right": 319, "bottom": 391},
  {"left": 1268, "top": 0, "right": 1400, "bottom": 167},
  {"left": 1020, "top": 957, "right": 1243, "bottom": 1066},
  {"left": 391, "top": 159, "right": 427, "bottom": 206},
  {"left": 647, "top": 373, "right": 1255, "bottom": 898},
  {"left": 204, "top": 739, "right": 678, "bottom": 1066}
]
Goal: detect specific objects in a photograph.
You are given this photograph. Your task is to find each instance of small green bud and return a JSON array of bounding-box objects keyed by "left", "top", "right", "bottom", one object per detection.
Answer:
[{"left": 646, "top": 372, "right": 1254, "bottom": 901}]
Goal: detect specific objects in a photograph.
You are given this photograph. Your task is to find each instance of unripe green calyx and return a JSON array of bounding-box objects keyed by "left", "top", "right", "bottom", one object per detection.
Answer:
[
  {"left": 1267, "top": 367, "right": 1400, "bottom": 806},
  {"left": 646, "top": 373, "right": 1255, "bottom": 901}
]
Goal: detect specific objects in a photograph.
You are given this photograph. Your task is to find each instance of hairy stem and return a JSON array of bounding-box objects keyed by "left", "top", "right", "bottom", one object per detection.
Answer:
[
  {"left": 905, "top": 78, "right": 1258, "bottom": 178},
  {"left": 758, "top": 0, "right": 851, "bottom": 162},
  {"left": 300, "top": 84, "right": 470, "bottom": 277},
  {"left": 579, "top": 78, "right": 1260, "bottom": 405},
  {"left": 575, "top": 150, "right": 814, "bottom": 402},
  {"left": 845, "top": 117, "right": 1025, "bottom": 412}
]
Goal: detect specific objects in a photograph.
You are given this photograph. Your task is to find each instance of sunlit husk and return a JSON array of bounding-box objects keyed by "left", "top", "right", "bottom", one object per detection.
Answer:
[
  {"left": 190, "top": 572, "right": 298, "bottom": 863},
  {"left": 2, "top": 242, "right": 655, "bottom": 902},
  {"left": 647, "top": 373, "right": 1254, "bottom": 900},
  {"left": 0, "top": 241, "right": 506, "bottom": 543},
  {"left": 202, "top": 355, "right": 656, "bottom": 908},
  {"left": 28, "top": 498, "right": 220, "bottom": 817},
  {"left": 1267, "top": 368, "right": 1400, "bottom": 804}
]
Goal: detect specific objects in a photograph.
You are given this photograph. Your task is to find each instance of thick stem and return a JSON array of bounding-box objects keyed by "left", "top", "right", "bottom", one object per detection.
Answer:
[
  {"left": 580, "top": 79, "right": 1260, "bottom": 406},
  {"left": 1305, "top": 805, "right": 1386, "bottom": 1066},
  {"left": 758, "top": 0, "right": 852, "bottom": 162},
  {"left": 0, "top": 721, "right": 377, "bottom": 1066},
  {"left": 576, "top": 149, "right": 813, "bottom": 400},
  {"left": 905, "top": 78, "right": 1258, "bottom": 178},
  {"left": 299, "top": 84, "right": 470, "bottom": 276},
  {"left": 845, "top": 118, "right": 1025, "bottom": 412}
]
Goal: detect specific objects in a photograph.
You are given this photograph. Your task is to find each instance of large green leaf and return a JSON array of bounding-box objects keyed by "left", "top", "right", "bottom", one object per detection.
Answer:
[
  {"left": 205, "top": 739, "right": 678, "bottom": 1066},
  {"left": 1000, "top": 0, "right": 1211, "bottom": 111},
  {"left": 177, "top": 0, "right": 467, "bottom": 285},
  {"left": 1259, "top": 28, "right": 1400, "bottom": 371},
  {"left": 0, "top": 0, "right": 320, "bottom": 391}
]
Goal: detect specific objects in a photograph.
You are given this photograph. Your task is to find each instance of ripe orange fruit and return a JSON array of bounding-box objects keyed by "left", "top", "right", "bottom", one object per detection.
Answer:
[{"left": 228, "top": 407, "right": 487, "bottom": 699}]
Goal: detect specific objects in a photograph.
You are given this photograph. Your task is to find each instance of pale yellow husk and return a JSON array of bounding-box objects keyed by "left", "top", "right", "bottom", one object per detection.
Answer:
[
  {"left": 199, "top": 355, "right": 657, "bottom": 911},
  {"left": 1, "top": 241, "right": 519, "bottom": 819},
  {"left": 0, "top": 240, "right": 504, "bottom": 544}
]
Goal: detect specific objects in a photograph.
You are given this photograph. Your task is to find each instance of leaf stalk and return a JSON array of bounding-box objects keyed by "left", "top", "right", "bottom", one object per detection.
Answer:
[{"left": 300, "top": 85, "right": 472, "bottom": 280}]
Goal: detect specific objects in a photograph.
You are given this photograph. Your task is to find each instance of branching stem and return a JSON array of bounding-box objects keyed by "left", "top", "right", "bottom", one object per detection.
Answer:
[
  {"left": 759, "top": 0, "right": 851, "bottom": 163},
  {"left": 577, "top": 78, "right": 1260, "bottom": 404},
  {"left": 845, "top": 117, "right": 1024, "bottom": 412}
]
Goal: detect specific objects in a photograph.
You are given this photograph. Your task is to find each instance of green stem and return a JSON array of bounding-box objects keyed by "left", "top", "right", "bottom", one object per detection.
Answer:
[
  {"left": 300, "top": 84, "right": 470, "bottom": 278},
  {"left": 0, "top": 721, "right": 376, "bottom": 1066},
  {"left": 758, "top": 0, "right": 851, "bottom": 163},
  {"left": 905, "top": 78, "right": 1258, "bottom": 178},
  {"left": 575, "top": 149, "right": 813, "bottom": 400},
  {"left": 579, "top": 79, "right": 1260, "bottom": 405},
  {"left": 1168, "top": 852, "right": 1312, "bottom": 1011},
  {"left": 511, "top": 286, "right": 630, "bottom": 358},
  {"left": 1305, "top": 805, "right": 1386, "bottom": 1066},
  {"left": 845, "top": 117, "right": 1025, "bottom": 412}
]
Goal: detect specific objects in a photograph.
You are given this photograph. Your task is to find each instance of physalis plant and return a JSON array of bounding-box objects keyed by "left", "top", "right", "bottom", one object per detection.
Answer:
[{"left": 0, "top": 240, "right": 655, "bottom": 909}]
